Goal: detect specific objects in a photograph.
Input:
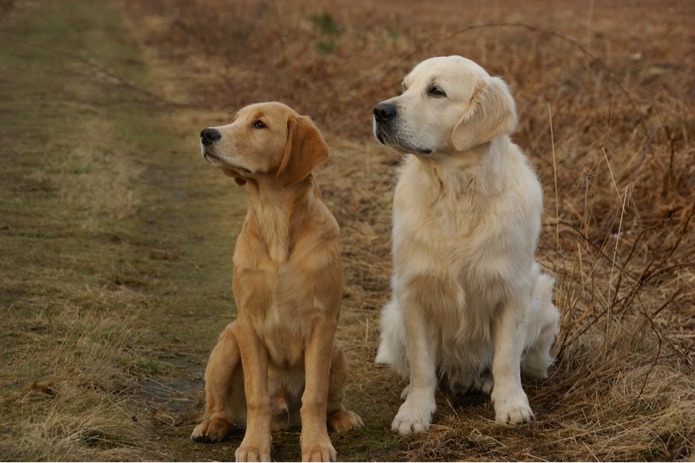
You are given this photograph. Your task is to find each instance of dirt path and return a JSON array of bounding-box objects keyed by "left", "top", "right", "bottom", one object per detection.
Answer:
[
  {"left": 0, "top": 1, "right": 397, "bottom": 460},
  {"left": 0, "top": 1, "right": 246, "bottom": 460}
]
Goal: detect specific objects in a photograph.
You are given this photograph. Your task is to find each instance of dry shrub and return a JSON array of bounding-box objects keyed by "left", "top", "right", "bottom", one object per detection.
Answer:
[{"left": 122, "top": 0, "right": 694, "bottom": 459}]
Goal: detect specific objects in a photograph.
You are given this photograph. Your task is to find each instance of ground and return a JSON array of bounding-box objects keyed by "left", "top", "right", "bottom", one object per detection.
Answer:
[{"left": 0, "top": 0, "right": 693, "bottom": 461}]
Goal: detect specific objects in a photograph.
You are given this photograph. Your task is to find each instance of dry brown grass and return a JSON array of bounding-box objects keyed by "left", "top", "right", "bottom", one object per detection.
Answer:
[{"left": 120, "top": 0, "right": 694, "bottom": 460}]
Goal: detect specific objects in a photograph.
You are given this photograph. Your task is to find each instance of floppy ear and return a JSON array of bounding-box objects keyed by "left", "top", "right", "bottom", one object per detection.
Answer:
[
  {"left": 451, "top": 77, "right": 518, "bottom": 152},
  {"left": 277, "top": 115, "right": 328, "bottom": 187}
]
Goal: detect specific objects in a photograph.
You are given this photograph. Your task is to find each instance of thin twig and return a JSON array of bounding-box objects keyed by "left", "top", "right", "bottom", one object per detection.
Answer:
[{"left": 548, "top": 102, "right": 559, "bottom": 252}]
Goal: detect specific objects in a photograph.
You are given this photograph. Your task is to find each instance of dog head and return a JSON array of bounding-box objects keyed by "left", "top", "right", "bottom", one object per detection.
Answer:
[
  {"left": 373, "top": 55, "right": 518, "bottom": 155},
  {"left": 200, "top": 102, "right": 328, "bottom": 187}
]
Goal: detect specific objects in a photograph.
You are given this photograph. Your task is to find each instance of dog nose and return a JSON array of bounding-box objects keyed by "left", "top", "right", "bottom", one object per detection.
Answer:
[
  {"left": 373, "top": 103, "right": 397, "bottom": 124},
  {"left": 200, "top": 128, "right": 222, "bottom": 146}
]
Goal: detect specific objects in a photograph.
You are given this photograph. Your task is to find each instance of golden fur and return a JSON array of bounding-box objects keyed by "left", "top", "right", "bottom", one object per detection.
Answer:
[
  {"left": 373, "top": 56, "right": 560, "bottom": 434},
  {"left": 191, "top": 102, "right": 362, "bottom": 461}
]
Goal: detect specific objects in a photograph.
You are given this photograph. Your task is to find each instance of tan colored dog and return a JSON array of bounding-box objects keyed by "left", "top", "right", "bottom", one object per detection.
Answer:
[
  {"left": 373, "top": 56, "right": 559, "bottom": 434},
  {"left": 191, "top": 102, "right": 362, "bottom": 462}
]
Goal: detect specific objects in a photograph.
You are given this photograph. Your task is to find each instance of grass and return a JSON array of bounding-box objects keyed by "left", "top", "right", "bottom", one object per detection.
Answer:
[
  {"left": 2, "top": 0, "right": 693, "bottom": 461},
  {"left": 122, "top": 0, "right": 694, "bottom": 460},
  {"left": 0, "top": 1, "right": 242, "bottom": 460}
]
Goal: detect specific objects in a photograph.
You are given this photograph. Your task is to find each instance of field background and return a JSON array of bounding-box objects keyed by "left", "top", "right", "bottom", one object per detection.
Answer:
[{"left": 0, "top": 0, "right": 693, "bottom": 461}]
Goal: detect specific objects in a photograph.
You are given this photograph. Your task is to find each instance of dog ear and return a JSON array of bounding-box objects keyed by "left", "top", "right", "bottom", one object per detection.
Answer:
[
  {"left": 451, "top": 77, "right": 518, "bottom": 152},
  {"left": 277, "top": 115, "right": 328, "bottom": 187}
]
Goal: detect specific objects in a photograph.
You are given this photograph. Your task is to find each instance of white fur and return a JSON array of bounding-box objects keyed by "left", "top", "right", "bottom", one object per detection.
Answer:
[{"left": 373, "top": 56, "right": 560, "bottom": 435}]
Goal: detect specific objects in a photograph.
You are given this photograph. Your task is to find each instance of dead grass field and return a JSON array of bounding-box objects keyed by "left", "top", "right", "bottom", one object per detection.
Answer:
[
  {"left": 1, "top": 0, "right": 693, "bottom": 461},
  {"left": 123, "top": 0, "right": 694, "bottom": 460}
]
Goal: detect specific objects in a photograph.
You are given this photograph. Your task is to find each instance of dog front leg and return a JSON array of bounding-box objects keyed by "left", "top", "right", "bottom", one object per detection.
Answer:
[
  {"left": 300, "top": 319, "right": 337, "bottom": 462},
  {"left": 391, "top": 285, "right": 439, "bottom": 435},
  {"left": 490, "top": 294, "right": 534, "bottom": 424},
  {"left": 234, "top": 321, "right": 272, "bottom": 462}
]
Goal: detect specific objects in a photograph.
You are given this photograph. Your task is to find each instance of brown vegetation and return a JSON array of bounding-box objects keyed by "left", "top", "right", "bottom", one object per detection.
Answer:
[{"left": 123, "top": 0, "right": 694, "bottom": 460}]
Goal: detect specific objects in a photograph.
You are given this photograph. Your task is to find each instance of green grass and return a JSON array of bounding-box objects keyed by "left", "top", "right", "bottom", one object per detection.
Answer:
[{"left": 0, "top": 1, "right": 245, "bottom": 460}]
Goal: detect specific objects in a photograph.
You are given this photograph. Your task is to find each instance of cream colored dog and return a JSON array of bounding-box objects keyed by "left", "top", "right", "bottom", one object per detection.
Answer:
[
  {"left": 191, "top": 102, "right": 362, "bottom": 461},
  {"left": 373, "top": 56, "right": 560, "bottom": 435}
]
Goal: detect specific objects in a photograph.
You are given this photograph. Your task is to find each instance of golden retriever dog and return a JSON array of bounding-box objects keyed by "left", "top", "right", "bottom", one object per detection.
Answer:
[
  {"left": 373, "top": 56, "right": 560, "bottom": 434},
  {"left": 191, "top": 102, "right": 362, "bottom": 461}
]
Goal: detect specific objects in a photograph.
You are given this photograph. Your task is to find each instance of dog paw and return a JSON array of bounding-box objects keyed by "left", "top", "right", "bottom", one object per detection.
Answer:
[
  {"left": 235, "top": 442, "right": 271, "bottom": 462},
  {"left": 391, "top": 394, "right": 436, "bottom": 435},
  {"left": 301, "top": 443, "right": 336, "bottom": 462},
  {"left": 492, "top": 391, "right": 535, "bottom": 424},
  {"left": 472, "top": 376, "right": 494, "bottom": 395},
  {"left": 520, "top": 360, "right": 550, "bottom": 379},
  {"left": 190, "top": 417, "right": 233, "bottom": 443},
  {"left": 327, "top": 409, "right": 363, "bottom": 432}
]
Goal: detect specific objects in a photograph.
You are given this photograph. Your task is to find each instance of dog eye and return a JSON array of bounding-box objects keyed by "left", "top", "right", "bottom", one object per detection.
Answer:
[
  {"left": 427, "top": 86, "right": 446, "bottom": 98},
  {"left": 252, "top": 120, "right": 266, "bottom": 129}
]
